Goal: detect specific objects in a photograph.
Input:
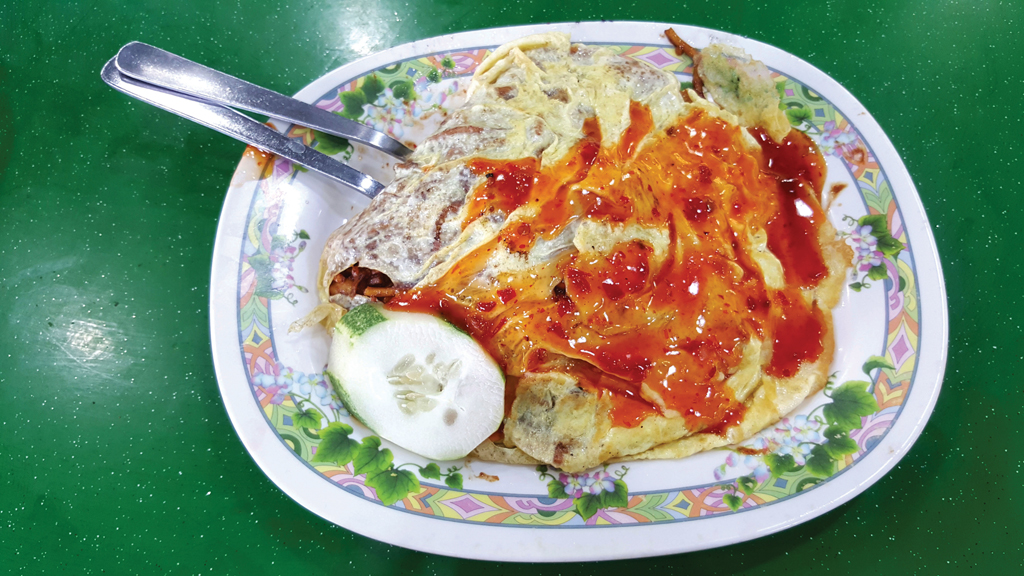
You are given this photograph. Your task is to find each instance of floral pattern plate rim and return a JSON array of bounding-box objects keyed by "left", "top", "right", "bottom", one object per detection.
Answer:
[{"left": 208, "top": 21, "right": 947, "bottom": 562}]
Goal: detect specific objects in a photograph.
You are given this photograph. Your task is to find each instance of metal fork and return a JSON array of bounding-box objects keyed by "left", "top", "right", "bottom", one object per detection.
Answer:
[{"left": 102, "top": 43, "right": 414, "bottom": 198}]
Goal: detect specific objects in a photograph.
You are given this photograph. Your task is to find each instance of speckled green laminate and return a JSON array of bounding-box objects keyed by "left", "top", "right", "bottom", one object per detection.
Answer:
[{"left": 1, "top": 0, "right": 1021, "bottom": 572}]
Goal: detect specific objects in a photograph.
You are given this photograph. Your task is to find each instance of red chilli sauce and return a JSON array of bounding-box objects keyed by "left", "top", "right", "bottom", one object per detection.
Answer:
[{"left": 389, "top": 102, "right": 829, "bottom": 433}]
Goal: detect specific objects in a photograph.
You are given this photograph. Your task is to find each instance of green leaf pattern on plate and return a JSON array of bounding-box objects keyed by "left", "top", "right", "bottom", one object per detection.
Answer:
[
  {"left": 537, "top": 465, "right": 630, "bottom": 521},
  {"left": 714, "top": 375, "right": 881, "bottom": 491}
]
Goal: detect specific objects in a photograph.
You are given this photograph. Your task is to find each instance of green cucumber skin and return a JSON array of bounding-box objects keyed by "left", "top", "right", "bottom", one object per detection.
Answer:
[
  {"left": 443, "top": 320, "right": 472, "bottom": 338},
  {"left": 324, "top": 369, "right": 365, "bottom": 426},
  {"left": 338, "top": 303, "right": 387, "bottom": 337},
  {"left": 342, "top": 301, "right": 486, "bottom": 345}
]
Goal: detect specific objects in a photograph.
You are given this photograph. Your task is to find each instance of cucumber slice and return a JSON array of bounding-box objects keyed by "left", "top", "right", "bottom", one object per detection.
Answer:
[{"left": 326, "top": 303, "right": 504, "bottom": 461}]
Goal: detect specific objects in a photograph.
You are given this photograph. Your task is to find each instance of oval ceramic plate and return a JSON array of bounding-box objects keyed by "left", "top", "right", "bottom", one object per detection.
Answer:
[{"left": 209, "top": 21, "right": 947, "bottom": 561}]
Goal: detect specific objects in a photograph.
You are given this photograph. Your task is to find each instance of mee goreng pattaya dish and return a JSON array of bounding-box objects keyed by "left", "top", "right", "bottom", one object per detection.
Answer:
[{"left": 300, "top": 32, "right": 852, "bottom": 473}]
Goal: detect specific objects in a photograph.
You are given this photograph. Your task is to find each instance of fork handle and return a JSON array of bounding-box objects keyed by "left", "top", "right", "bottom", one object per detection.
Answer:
[{"left": 115, "top": 42, "right": 413, "bottom": 159}]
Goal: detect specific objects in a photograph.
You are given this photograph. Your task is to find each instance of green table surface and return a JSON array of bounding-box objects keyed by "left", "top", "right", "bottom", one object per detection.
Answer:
[{"left": 2, "top": 0, "right": 1021, "bottom": 572}]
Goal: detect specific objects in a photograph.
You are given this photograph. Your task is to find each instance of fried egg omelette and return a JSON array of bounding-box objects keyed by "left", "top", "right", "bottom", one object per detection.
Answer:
[{"left": 311, "top": 33, "right": 852, "bottom": 472}]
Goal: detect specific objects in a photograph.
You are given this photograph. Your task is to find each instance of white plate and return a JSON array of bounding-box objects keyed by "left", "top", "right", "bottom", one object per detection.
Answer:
[{"left": 209, "top": 21, "right": 947, "bottom": 562}]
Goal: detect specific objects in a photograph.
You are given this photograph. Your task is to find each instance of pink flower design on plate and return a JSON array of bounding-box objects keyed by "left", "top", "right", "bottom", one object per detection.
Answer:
[
  {"left": 558, "top": 473, "right": 584, "bottom": 498},
  {"left": 586, "top": 471, "right": 617, "bottom": 495},
  {"left": 254, "top": 372, "right": 290, "bottom": 404},
  {"left": 559, "top": 470, "right": 617, "bottom": 498},
  {"left": 817, "top": 120, "right": 857, "bottom": 157},
  {"left": 846, "top": 225, "right": 885, "bottom": 272}
]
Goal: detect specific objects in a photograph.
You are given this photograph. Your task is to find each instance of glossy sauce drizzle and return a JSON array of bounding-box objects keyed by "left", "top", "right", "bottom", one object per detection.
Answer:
[{"left": 389, "top": 104, "right": 830, "bottom": 433}]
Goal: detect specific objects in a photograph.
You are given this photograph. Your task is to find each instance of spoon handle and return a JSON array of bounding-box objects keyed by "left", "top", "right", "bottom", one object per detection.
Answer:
[{"left": 115, "top": 41, "right": 413, "bottom": 160}]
